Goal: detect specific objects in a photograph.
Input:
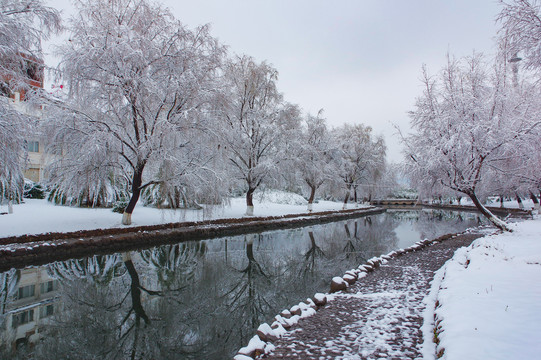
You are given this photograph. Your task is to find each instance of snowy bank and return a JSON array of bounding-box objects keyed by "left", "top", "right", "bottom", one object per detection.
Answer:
[
  {"left": 427, "top": 217, "right": 541, "bottom": 360},
  {"left": 0, "top": 194, "right": 353, "bottom": 238}
]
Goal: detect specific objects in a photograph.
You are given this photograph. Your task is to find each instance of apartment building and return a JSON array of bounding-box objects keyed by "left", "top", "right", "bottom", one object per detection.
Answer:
[
  {"left": 0, "top": 267, "right": 59, "bottom": 351},
  {"left": 1, "top": 54, "right": 47, "bottom": 183}
]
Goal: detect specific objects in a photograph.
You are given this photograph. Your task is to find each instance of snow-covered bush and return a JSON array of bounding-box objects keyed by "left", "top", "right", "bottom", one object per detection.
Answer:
[
  {"left": 23, "top": 180, "right": 45, "bottom": 199},
  {"left": 111, "top": 200, "right": 128, "bottom": 214}
]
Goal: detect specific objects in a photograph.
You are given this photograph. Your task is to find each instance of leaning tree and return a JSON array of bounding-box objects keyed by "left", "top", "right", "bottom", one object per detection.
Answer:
[
  {"left": 46, "top": 0, "right": 224, "bottom": 224},
  {"left": 404, "top": 53, "right": 538, "bottom": 231}
]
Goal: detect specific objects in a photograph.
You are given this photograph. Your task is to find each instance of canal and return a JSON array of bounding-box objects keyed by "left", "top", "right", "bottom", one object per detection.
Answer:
[{"left": 0, "top": 209, "right": 484, "bottom": 359}]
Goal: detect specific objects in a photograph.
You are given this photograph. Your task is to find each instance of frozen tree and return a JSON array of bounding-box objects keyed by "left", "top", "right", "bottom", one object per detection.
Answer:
[
  {"left": 0, "top": 104, "right": 27, "bottom": 210},
  {"left": 46, "top": 0, "right": 224, "bottom": 224},
  {"left": 498, "top": 0, "right": 541, "bottom": 70},
  {"left": 332, "top": 124, "right": 386, "bottom": 209},
  {"left": 295, "top": 111, "right": 336, "bottom": 211},
  {"left": 497, "top": 0, "right": 541, "bottom": 207},
  {"left": 0, "top": 0, "right": 60, "bottom": 210},
  {"left": 0, "top": 0, "right": 61, "bottom": 82},
  {"left": 404, "top": 54, "right": 538, "bottom": 231},
  {"left": 213, "top": 55, "right": 301, "bottom": 215}
]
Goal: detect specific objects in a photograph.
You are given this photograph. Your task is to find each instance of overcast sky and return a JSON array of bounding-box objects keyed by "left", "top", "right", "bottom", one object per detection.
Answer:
[{"left": 45, "top": 0, "right": 503, "bottom": 163}]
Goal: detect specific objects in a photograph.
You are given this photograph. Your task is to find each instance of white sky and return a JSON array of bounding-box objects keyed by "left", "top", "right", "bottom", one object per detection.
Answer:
[{"left": 44, "top": 0, "right": 502, "bottom": 163}]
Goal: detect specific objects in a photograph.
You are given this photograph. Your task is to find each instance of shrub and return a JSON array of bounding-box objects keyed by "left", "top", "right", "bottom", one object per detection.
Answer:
[
  {"left": 112, "top": 200, "right": 128, "bottom": 214},
  {"left": 23, "top": 181, "right": 46, "bottom": 199}
]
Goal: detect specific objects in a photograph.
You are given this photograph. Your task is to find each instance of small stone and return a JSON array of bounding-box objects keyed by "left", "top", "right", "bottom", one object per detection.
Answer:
[
  {"left": 280, "top": 309, "right": 292, "bottom": 318},
  {"left": 330, "top": 276, "right": 348, "bottom": 293},
  {"left": 237, "top": 335, "right": 266, "bottom": 357},
  {"left": 343, "top": 273, "right": 356, "bottom": 285},
  {"left": 313, "top": 293, "right": 327, "bottom": 306},
  {"left": 290, "top": 305, "right": 302, "bottom": 316},
  {"left": 305, "top": 298, "right": 317, "bottom": 308},
  {"left": 270, "top": 322, "right": 287, "bottom": 337},
  {"left": 257, "top": 323, "right": 276, "bottom": 342}
]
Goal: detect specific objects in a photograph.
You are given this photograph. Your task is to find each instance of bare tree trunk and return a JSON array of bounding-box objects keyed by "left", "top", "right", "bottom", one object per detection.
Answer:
[
  {"left": 515, "top": 192, "right": 524, "bottom": 209},
  {"left": 342, "top": 191, "right": 350, "bottom": 210},
  {"left": 500, "top": 195, "right": 504, "bottom": 208},
  {"left": 246, "top": 187, "right": 255, "bottom": 216},
  {"left": 124, "top": 258, "right": 150, "bottom": 325},
  {"left": 344, "top": 223, "right": 351, "bottom": 238},
  {"left": 467, "top": 191, "right": 512, "bottom": 232},
  {"left": 530, "top": 191, "right": 539, "bottom": 210},
  {"left": 307, "top": 184, "right": 316, "bottom": 212},
  {"left": 122, "top": 165, "right": 144, "bottom": 225}
]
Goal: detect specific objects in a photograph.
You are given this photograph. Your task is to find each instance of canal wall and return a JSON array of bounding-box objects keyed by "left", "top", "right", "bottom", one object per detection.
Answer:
[
  {"left": 0, "top": 207, "right": 385, "bottom": 272},
  {"left": 375, "top": 203, "right": 531, "bottom": 217}
]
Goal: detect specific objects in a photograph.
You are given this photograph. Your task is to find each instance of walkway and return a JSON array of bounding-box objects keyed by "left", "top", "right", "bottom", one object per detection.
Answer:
[{"left": 262, "top": 231, "right": 486, "bottom": 359}]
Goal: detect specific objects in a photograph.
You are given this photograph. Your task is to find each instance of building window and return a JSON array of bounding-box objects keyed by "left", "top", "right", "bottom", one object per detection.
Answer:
[
  {"left": 40, "top": 280, "right": 56, "bottom": 294},
  {"left": 26, "top": 141, "right": 39, "bottom": 153},
  {"left": 39, "top": 304, "right": 54, "bottom": 318},
  {"left": 12, "top": 309, "right": 34, "bottom": 328},
  {"left": 17, "top": 285, "right": 35, "bottom": 300}
]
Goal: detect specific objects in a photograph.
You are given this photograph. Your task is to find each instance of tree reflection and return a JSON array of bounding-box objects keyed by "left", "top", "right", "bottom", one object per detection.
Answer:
[
  {"left": 303, "top": 231, "right": 325, "bottom": 275},
  {"left": 410, "top": 210, "right": 482, "bottom": 240},
  {"left": 223, "top": 234, "right": 273, "bottom": 343},
  {"left": 31, "top": 245, "right": 213, "bottom": 359},
  {"left": 139, "top": 242, "right": 206, "bottom": 290},
  {"left": 49, "top": 254, "right": 125, "bottom": 285},
  {"left": 0, "top": 269, "right": 19, "bottom": 315}
]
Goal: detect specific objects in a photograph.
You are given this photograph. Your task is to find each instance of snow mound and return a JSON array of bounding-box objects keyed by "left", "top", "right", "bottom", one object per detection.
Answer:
[{"left": 254, "top": 189, "right": 307, "bottom": 205}]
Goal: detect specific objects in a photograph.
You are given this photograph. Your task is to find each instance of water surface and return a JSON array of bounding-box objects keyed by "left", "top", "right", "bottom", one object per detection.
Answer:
[{"left": 0, "top": 209, "right": 483, "bottom": 359}]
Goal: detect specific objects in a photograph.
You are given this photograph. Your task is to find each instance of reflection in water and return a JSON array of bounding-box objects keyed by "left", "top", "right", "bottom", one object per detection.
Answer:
[{"left": 0, "top": 210, "right": 482, "bottom": 359}]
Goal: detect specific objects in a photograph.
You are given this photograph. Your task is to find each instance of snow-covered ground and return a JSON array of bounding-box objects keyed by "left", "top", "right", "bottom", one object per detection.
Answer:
[
  {"left": 424, "top": 216, "right": 541, "bottom": 360},
  {"left": 453, "top": 197, "right": 536, "bottom": 210},
  {"left": 0, "top": 190, "right": 350, "bottom": 238}
]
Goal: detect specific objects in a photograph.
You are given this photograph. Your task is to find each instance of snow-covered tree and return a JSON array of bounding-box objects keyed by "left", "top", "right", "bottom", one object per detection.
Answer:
[
  {"left": 0, "top": 0, "right": 60, "bottom": 210},
  {"left": 498, "top": 0, "right": 541, "bottom": 70},
  {"left": 0, "top": 0, "right": 60, "bottom": 84},
  {"left": 497, "top": 0, "right": 541, "bottom": 206},
  {"left": 213, "top": 55, "right": 300, "bottom": 215},
  {"left": 295, "top": 111, "right": 336, "bottom": 211},
  {"left": 332, "top": 124, "right": 386, "bottom": 208},
  {"left": 46, "top": 0, "right": 224, "bottom": 224},
  {"left": 404, "top": 54, "right": 538, "bottom": 231}
]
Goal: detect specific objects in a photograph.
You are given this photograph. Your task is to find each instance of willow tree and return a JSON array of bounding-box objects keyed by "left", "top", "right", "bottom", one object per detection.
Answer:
[
  {"left": 46, "top": 0, "right": 224, "bottom": 224},
  {"left": 295, "top": 111, "right": 335, "bottom": 212},
  {"left": 214, "top": 55, "right": 300, "bottom": 216},
  {"left": 0, "top": 0, "right": 60, "bottom": 211},
  {"left": 333, "top": 124, "right": 386, "bottom": 209}
]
